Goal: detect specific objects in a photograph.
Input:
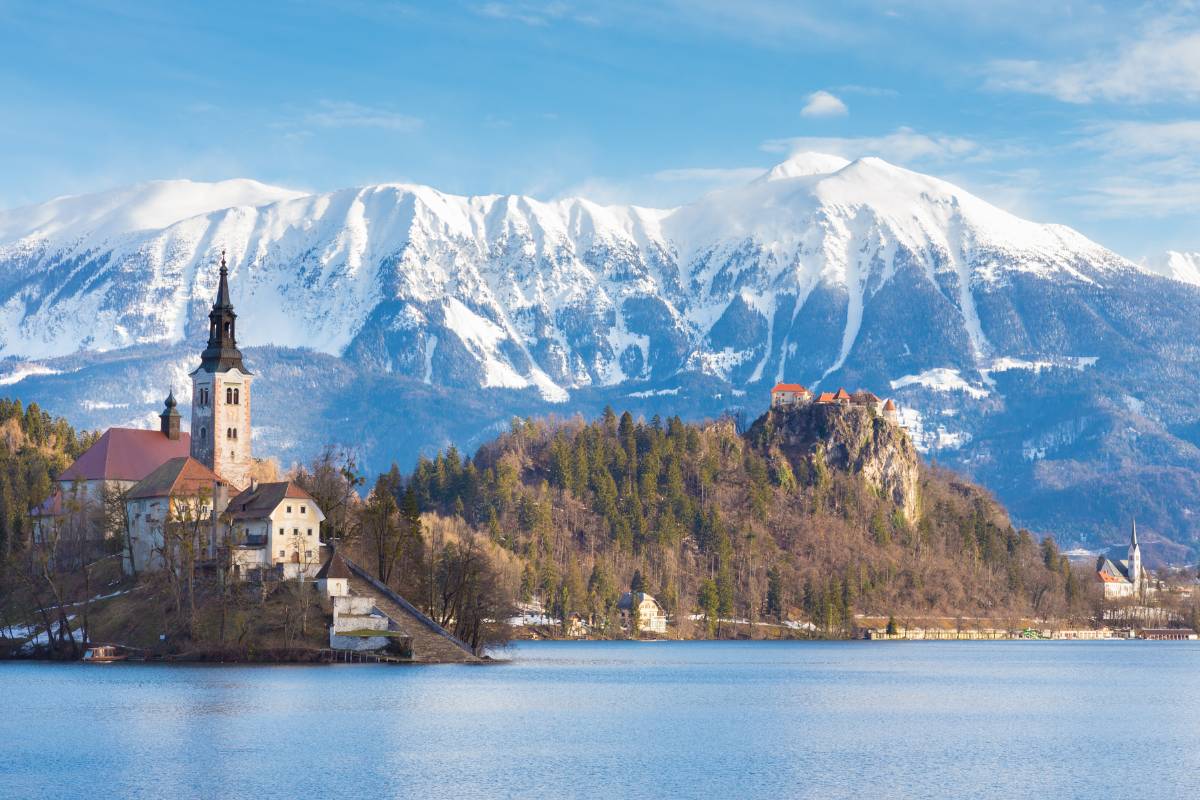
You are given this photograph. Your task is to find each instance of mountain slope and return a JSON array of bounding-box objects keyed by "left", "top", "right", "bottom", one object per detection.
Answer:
[{"left": 3, "top": 157, "right": 1200, "bottom": 556}]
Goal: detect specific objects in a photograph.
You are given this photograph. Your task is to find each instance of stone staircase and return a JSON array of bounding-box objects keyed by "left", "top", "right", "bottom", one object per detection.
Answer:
[{"left": 342, "top": 558, "right": 479, "bottom": 664}]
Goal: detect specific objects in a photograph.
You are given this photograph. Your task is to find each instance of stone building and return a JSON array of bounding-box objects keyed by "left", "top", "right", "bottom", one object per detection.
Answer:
[
  {"left": 32, "top": 394, "right": 191, "bottom": 555},
  {"left": 223, "top": 480, "right": 326, "bottom": 579},
  {"left": 189, "top": 252, "right": 254, "bottom": 491},
  {"left": 316, "top": 550, "right": 351, "bottom": 597},
  {"left": 123, "top": 456, "right": 227, "bottom": 573},
  {"left": 770, "top": 382, "right": 813, "bottom": 408}
]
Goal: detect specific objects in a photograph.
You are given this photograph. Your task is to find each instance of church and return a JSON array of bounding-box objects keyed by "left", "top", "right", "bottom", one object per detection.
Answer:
[
  {"left": 1095, "top": 521, "right": 1151, "bottom": 600},
  {"left": 35, "top": 253, "right": 326, "bottom": 578}
]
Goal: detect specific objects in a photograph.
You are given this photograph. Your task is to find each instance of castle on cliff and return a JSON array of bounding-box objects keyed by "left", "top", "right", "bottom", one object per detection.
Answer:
[{"left": 770, "top": 382, "right": 900, "bottom": 425}]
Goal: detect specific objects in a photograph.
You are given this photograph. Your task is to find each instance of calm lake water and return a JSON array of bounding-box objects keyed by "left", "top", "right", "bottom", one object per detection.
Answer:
[{"left": 2, "top": 640, "right": 1198, "bottom": 799}]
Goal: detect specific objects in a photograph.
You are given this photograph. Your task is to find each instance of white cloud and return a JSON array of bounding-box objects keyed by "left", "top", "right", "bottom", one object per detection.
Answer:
[
  {"left": 1068, "top": 119, "right": 1200, "bottom": 216},
  {"left": 762, "top": 126, "right": 982, "bottom": 165},
  {"left": 475, "top": 2, "right": 597, "bottom": 27},
  {"left": 800, "top": 90, "right": 848, "bottom": 117},
  {"left": 305, "top": 100, "right": 422, "bottom": 132},
  {"left": 986, "top": 20, "right": 1200, "bottom": 103}
]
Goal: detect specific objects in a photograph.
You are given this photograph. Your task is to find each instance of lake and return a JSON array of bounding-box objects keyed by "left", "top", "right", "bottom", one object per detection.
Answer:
[{"left": 2, "top": 640, "right": 1198, "bottom": 799}]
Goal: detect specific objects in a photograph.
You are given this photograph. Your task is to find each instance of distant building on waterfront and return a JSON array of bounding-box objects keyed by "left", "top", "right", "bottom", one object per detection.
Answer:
[
  {"left": 1096, "top": 521, "right": 1150, "bottom": 599},
  {"left": 618, "top": 591, "right": 668, "bottom": 634}
]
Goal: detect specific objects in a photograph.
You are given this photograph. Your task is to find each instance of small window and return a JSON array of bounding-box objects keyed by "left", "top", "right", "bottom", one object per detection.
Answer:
[
  {"left": 279, "top": 527, "right": 284, "bottom": 536},
  {"left": 307, "top": 528, "right": 313, "bottom": 537},
  {"left": 286, "top": 505, "right": 292, "bottom": 514},
  {"left": 226, "top": 387, "right": 233, "bottom": 404},
  {"left": 293, "top": 528, "right": 299, "bottom": 536},
  {"left": 233, "top": 388, "right": 240, "bottom": 405},
  {"left": 278, "top": 549, "right": 285, "bottom": 557},
  {"left": 300, "top": 505, "right": 306, "bottom": 515},
  {"left": 199, "top": 426, "right": 207, "bottom": 440},
  {"left": 305, "top": 550, "right": 312, "bottom": 558}
]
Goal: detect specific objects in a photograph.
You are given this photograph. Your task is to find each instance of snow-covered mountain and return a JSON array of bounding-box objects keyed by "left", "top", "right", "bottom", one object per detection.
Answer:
[
  {"left": 1144, "top": 251, "right": 1200, "bottom": 286},
  {"left": 4, "top": 156, "right": 1200, "bottom": 556}
]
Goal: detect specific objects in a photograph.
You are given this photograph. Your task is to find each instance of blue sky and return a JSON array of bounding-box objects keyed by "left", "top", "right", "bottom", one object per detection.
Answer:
[{"left": 2, "top": 0, "right": 1199, "bottom": 260}]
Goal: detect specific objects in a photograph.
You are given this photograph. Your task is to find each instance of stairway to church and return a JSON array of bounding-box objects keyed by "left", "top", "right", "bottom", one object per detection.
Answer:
[{"left": 342, "top": 561, "right": 480, "bottom": 664}]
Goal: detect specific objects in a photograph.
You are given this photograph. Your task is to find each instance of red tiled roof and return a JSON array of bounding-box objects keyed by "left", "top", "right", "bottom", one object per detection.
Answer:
[
  {"left": 59, "top": 428, "right": 191, "bottom": 483},
  {"left": 127, "top": 457, "right": 224, "bottom": 500},
  {"left": 834, "top": 388, "right": 852, "bottom": 400},
  {"left": 817, "top": 392, "right": 835, "bottom": 403},
  {"left": 883, "top": 399, "right": 896, "bottom": 411},
  {"left": 771, "top": 383, "right": 810, "bottom": 394}
]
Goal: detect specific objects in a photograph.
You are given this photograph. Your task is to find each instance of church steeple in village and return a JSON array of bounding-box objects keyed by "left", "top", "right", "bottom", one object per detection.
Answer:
[
  {"left": 199, "top": 251, "right": 248, "bottom": 374},
  {"left": 189, "top": 250, "right": 254, "bottom": 490}
]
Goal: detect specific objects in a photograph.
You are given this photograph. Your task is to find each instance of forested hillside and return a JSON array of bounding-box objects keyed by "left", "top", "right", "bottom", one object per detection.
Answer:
[
  {"left": 365, "top": 404, "right": 1092, "bottom": 636},
  {"left": 0, "top": 399, "right": 96, "bottom": 558}
]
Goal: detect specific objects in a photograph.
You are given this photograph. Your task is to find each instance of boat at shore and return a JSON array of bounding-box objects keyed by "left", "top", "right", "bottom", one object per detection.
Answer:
[{"left": 82, "top": 645, "right": 129, "bottom": 662}]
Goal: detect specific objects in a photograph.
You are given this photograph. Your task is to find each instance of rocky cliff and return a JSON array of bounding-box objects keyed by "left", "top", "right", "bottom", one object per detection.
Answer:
[{"left": 750, "top": 404, "right": 921, "bottom": 523}]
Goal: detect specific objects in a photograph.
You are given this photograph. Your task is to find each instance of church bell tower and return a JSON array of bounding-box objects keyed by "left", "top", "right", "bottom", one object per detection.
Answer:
[
  {"left": 190, "top": 251, "right": 253, "bottom": 490},
  {"left": 1128, "top": 519, "right": 1142, "bottom": 595}
]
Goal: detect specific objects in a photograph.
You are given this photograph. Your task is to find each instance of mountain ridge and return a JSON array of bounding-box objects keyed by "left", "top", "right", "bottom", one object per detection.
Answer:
[{"left": 3, "top": 155, "right": 1200, "bottom": 556}]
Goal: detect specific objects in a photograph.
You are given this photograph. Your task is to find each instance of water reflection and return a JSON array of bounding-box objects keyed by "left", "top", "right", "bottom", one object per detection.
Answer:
[{"left": 2, "top": 641, "right": 1199, "bottom": 799}]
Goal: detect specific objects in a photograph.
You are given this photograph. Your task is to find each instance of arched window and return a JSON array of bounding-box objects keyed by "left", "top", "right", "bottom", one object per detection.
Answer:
[
  {"left": 233, "top": 388, "right": 240, "bottom": 405},
  {"left": 224, "top": 321, "right": 232, "bottom": 336},
  {"left": 226, "top": 387, "right": 233, "bottom": 404},
  {"left": 199, "top": 426, "right": 206, "bottom": 440}
]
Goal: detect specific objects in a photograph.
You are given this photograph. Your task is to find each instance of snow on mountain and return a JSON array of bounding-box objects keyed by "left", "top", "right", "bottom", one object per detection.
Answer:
[
  {"left": 1143, "top": 251, "right": 1200, "bottom": 286},
  {"left": 6, "top": 155, "right": 1200, "bottom": 552}
]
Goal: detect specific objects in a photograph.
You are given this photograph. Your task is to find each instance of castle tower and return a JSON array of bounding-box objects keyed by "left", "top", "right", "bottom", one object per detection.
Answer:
[
  {"left": 1128, "top": 519, "right": 1142, "bottom": 594},
  {"left": 189, "top": 251, "right": 253, "bottom": 490}
]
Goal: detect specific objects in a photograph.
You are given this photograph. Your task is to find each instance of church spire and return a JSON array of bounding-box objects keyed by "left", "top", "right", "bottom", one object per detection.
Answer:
[
  {"left": 214, "top": 250, "right": 233, "bottom": 309},
  {"left": 198, "top": 250, "right": 249, "bottom": 373}
]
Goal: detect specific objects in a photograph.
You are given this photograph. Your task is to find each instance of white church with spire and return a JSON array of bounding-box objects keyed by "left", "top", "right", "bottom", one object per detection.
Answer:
[{"left": 1096, "top": 521, "right": 1151, "bottom": 600}]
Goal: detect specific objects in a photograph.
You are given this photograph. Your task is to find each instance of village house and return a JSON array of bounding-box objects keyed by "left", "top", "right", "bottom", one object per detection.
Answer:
[
  {"left": 1096, "top": 521, "right": 1152, "bottom": 600},
  {"left": 618, "top": 591, "right": 668, "bottom": 634},
  {"left": 223, "top": 480, "right": 326, "bottom": 579},
  {"left": 124, "top": 456, "right": 227, "bottom": 573}
]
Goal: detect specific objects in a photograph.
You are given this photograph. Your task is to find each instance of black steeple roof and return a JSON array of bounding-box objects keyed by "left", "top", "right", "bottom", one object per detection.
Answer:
[{"left": 198, "top": 251, "right": 250, "bottom": 374}]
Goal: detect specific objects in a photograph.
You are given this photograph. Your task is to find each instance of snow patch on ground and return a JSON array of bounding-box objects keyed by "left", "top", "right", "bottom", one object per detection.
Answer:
[
  {"left": 627, "top": 387, "right": 680, "bottom": 398},
  {"left": 900, "top": 407, "right": 972, "bottom": 453},
  {"left": 0, "top": 364, "right": 61, "bottom": 385},
  {"left": 890, "top": 368, "right": 990, "bottom": 399}
]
